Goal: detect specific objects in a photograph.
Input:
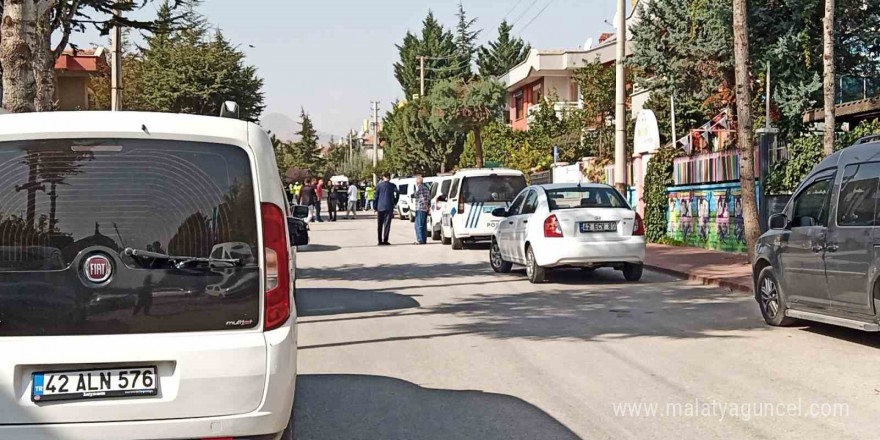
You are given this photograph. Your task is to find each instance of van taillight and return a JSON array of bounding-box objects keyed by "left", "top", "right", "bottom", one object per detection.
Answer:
[
  {"left": 633, "top": 213, "right": 645, "bottom": 236},
  {"left": 261, "top": 203, "right": 290, "bottom": 331},
  {"left": 544, "top": 215, "right": 563, "bottom": 237}
]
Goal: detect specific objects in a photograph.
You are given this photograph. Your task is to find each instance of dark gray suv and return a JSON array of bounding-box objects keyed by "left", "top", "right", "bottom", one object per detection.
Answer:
[{"left": 754, "top": 136, "right": 880, "bottom": 332}]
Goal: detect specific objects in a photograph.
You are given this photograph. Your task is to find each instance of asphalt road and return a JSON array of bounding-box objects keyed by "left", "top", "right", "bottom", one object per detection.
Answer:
[{"left": 292, "top": 214, "right": 880, "bottom": 440}]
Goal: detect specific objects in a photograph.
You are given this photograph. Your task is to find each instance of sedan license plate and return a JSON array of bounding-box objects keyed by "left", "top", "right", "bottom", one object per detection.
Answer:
[
  {"left": 32, "top": 366, "right": 158, "bottom": 402},
  {"left": 580, "top": 221, "right": 618, "bottom": 233}
]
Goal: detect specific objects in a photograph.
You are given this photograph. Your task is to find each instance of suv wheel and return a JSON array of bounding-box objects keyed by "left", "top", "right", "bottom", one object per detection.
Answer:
[
  {"left": 490, "top": 239, "right": 513, "bottom": 273},
  {"left": 441, "top": 227, "right": 451, "bottom": 245},
  {"left": 526, "top": 246, "right": 546, "bottom": 283},
  {"left": 432, "top": 226, "right": 442, "bottom": 241},
  {"left": 622, "top": 263, "right": 643, "bottom": 282},
  {"left": 758, "top": 266, "right": 796, "bottom": 326},
  {"left": 451, "top": 229, "right": 464, "bottom": 250}
]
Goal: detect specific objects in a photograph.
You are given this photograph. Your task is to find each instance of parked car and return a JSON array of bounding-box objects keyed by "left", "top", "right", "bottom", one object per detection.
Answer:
[
  {"left": 391, "top": 177, "right": 416, "bottom": 220},
  {"left": 441, "top": 168, "right": 527, "bottom": 249},
  {"left": 0, "top": 109, "right": 298, "bottom": 440},
  {"left": 429, "top": 175, "right": 455, "bottom": 240},
  {"left": 754, "top": 136, "right": 880, "bottom": 332},
  {"left": 490, "top": 183, "right": 646, "bottom": 283}
]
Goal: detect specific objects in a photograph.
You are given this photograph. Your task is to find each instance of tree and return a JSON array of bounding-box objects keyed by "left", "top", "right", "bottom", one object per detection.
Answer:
[
  {"left": 453, "top": 1, "right": 479, "bottom": 80},
  {"left": 393, "top": 11, "right": 460, "bottom": 98},
  {"left": 1, "top": 0, "right": 183, "bottom": 112},
  {"left": 476, "top": 20, "right": 531, "bottom": 78},
  {"left": 121, "top": 3, "right": 265, "bottom": 120},
  {"left": 732, "top": 0, "right": 762, "bottom": 264},
  {"left": 822, "top": 0, "right": 836, "bottom": 156},
  {"left": 293, "top": 108, "right": 323, "bottom": 175},
  {"left": 383, "top": 99, "right": 462, "bottom": 174},
  {"left": 428, "top": 78, "right": 506, "bottom": 168}
]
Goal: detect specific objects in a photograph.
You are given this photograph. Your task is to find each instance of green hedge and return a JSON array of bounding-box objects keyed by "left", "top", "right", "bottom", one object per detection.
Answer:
[{"left": 643, "top": 146, "right": 678, "bottom": 243}]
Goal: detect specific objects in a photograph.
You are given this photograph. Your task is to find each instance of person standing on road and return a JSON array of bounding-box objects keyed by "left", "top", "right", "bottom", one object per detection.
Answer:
[
  {"left": 365, "top": 185, "right": 375, "bottom": 211},
  {"left": 374, "top": 173, "right": 399, "bottom": 245},
  {"left": 299, "top": 179, "right": 317, "bottom": 222},
  {"left": 327, "top": 183, "right": 339, "bottom": 221},
  {"left": 411, "top": 174, "right": 431, "bottom": 245},
  {"left": 293, "top": 181, "right": 302, "bottom": 204},
  {"left": 346, "top": 182, "right": 358, "bottom": 219},
  {"left": 314, "top": 178, "right": 324, "bottom": 222}
]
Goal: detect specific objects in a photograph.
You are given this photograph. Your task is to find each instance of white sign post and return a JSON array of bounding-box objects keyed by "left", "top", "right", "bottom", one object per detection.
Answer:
[{"left": 634, "top": 110, "right": 661, "bottom": 155}]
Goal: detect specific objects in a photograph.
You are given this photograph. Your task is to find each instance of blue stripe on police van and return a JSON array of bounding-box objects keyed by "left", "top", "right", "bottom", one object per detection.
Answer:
[
  {"left": 465, "top": 204, "right": 475, "bottom": 229},
  {"left": 472, "top": 203, "right": 483, "bottom": 228}
]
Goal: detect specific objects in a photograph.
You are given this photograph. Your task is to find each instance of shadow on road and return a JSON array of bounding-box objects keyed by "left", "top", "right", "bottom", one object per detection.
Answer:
[
  {"left": 300, "top": 262, "right": 492, "bottom": 282},
  {"left": 800, "top": 322, "right": 880, "bottom": 349},
  {"left": 293, "top": 374, "right": 581, "bottom": 440},
  {"left": 297, "top": 244, "right": 341, "bottom": 253},
  {"left": 296, "top": 287, "right": 419, "bottom": 317},
  {"left": 427, "top": 269, "right": 768, "bottom": 341}
]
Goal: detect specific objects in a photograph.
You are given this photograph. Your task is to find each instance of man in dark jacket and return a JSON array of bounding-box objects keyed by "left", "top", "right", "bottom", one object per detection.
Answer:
[
  {"left": 299, "top": 178, "right": 317, "bottom": 222},
  {"left": 373, "top": 173, "right": 399, "bottom": 245}
]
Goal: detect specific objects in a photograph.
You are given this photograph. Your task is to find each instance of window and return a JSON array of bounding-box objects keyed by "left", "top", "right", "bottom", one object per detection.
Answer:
[
  {"left": 508, "top": 192, "right": 526, "bottom": 216},
  {"left": 461, "top": 175, "right": 527, "bottom": 203},
  {"left": 449, "top": 178, "right": 460, "bottom": 199},
  {"left": 571, "top": 81, "right": 579, "bottom": 102},
  {"left": 837, "top": 163, "right": 880, "bottom": 226},
  {"left": 792, "top": 178, "right": 832, "bottom": 227},
  {"left": 544, "top": 186, "right": 629, "bottom": 210},
  {"left": 398, "top": 184, "right": 409, "bottom": 195},
  {"left": 532, "top": 85, "right": 543, "bottom": 104},
  {"left": 514, "top": 91, "right": 524, "bottom": 120},
  {"left": 430, "top": 182, "right": 439, "bottom": 198},
  {"left": 440, "top": 179, "right": 451, "bottom": 197},
  {"left": 521, "top": 190, "right": 539, "bottom": 215}
]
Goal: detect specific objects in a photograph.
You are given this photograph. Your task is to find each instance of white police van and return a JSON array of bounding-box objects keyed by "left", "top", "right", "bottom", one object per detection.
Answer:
[{"left": 440, "top": 168, "right": 527, "bottom": 249}]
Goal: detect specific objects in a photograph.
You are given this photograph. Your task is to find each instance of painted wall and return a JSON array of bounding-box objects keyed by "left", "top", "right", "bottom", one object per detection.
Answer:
[{"left": 665, "top": 181, "right": 762, "bottom": 253}]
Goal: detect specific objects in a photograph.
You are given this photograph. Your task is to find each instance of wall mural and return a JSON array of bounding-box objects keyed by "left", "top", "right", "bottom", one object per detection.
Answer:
[{"left": 666, "top": 182, "right": 748, "bottom": 253}]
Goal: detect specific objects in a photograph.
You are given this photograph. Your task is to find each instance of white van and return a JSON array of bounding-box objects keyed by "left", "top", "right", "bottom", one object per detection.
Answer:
[
  {"left": 0, "top": 111, "right": 298, "bottom": 440},
  {"left": 392, "top": 176, "right": 416, "bottom": 220},
  {"left": 440, "top": 168, "right": 527, "bottom": 249},
  {"left": 429, "top": 175, "right": 455, "bottom": 239}
]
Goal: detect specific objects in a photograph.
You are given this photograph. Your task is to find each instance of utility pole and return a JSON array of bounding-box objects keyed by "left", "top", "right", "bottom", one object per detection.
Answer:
[
  {"left": 614, "top": 0, "right": 627, "bottom": 193},
  {"left": 765, "top": 61, "right": 772, "bottom": 129},
  {"left": 670, "top": 94, "right": 677, "bottom": 147},
  {"left": 419, "top": 56, "right": 426, "bottom": 98},
  {"left": 371, "top": 101, "right": 380, "bottom": 186},
  {"left": 110, "top": 0, "right": 123, "bottom": 111},
  {"left": 348, "top": 130, "right": 354, "bottom": 166}
]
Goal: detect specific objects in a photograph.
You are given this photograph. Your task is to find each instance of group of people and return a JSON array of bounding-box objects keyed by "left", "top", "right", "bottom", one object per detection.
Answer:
[
  {"left": 372, "top": 173, "right": 431, "bottom": 246},
  {"left": 288, "top": 178, "right": 377, "bottom": 222}
]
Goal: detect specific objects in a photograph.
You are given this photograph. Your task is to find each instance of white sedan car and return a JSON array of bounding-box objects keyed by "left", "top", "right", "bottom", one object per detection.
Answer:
[{"left": 489, "top": 183, "right": 646, "bottom": 283}]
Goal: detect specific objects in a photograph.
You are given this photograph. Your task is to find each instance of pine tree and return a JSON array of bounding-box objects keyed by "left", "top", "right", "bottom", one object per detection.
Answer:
[
  {"left": 294, "top": 108, "right": 323, "bottom": 175},
  {"left": 453, "top": 1, "right": 480, "bottom": 79},
  {"left": 476, "top": 20, "right": 531, "bottom": 78},
  {"left": 393, "top": 11, "right": 460, "bottom": 98}
]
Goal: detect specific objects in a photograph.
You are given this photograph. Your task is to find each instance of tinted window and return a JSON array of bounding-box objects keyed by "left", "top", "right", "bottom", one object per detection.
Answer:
[
  {"left": 837, "top": 163, "right": 880, "bottom": 226},
  {"left": 0, "top": 139, "right": 260, "bottom": 336},
  {"left": 461, "top": 175, "right": 527, "bottom": 203},
  {"left": 430, "top": 182, "right": 438, "bottom": 198},
  {"left": 792, "top": 178, "right": 832, "bottom": 227},
  {"left": 521, "top": 190, "right": 538, "bottom": 215},
  {"left": 449, "top": 178, "right": 460, "bottom": 199},
  {"left": 545, "top": 186, "right": 628, "bottom": 210},
  {"left": 508, "top": 192, "right": 526, "bottom": 216},
  {"left": 399, "top": 184, "right": 409, "bottom": 195},
  {"left": 440, "top": 179, "right": 451, "bottom": 197}
]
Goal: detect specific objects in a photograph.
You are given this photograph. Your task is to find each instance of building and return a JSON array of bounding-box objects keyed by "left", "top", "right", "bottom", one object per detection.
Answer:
[{"left": 54, "top": 48, "right": 107, "bottom": 111}]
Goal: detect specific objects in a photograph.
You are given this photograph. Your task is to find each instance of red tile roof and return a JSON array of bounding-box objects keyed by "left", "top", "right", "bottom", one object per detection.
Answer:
[{"left": 54, "top": 48, "right": 106, "bottom": 73}]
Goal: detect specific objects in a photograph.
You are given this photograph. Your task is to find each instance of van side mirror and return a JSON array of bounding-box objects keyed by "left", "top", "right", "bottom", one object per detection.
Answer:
[
  {"left": 492, "top": 208, "right": 507, "bottom": 217},
  {"left": 769, "top": 213, "right": 788, "bottom": 230},
  {"left": 287, "top": 218, "right": 309, "bottom": 246}
]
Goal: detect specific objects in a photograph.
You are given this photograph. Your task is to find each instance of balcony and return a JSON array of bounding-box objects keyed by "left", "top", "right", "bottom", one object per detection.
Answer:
[{"left": 527, "top": 101, "right": 583, "bottom": 124}]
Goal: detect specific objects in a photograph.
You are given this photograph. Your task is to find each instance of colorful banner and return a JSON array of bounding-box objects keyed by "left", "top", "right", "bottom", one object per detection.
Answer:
[{"left": 666, "top": 182, "right": 758, "bottom": 253}]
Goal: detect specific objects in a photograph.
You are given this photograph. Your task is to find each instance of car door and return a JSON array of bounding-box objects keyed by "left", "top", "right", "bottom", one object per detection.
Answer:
[
  {"left": 499, "top": 192, "right": 526, "bottom": 259},
  {"left": 825, "top": 162, "right": 880, "bottom": 315},
  {"left": 778, "top": 171, "right": 835, "bottom": 310},
  {"left": 512, "top": 189, "right": 539, "bottom": 263}
]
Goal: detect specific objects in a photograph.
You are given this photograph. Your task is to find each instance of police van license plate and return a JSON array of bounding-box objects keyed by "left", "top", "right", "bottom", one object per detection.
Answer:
[
  {"left": 32, "top": 366, "right": 158, "bottom": 402},
  {"left": 580, "top": 221, "right": 618, "bottom": 233}
]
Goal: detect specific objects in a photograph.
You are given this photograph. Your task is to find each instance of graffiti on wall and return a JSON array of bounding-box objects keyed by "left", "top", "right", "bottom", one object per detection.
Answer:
[{"left": 666, "top": 183, "right": 747, "bottom": 252}]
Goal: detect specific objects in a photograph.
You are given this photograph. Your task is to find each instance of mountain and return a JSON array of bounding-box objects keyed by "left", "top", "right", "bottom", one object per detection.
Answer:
[{"left": 259, "top": 112, "right": 335, "bottom": 144}]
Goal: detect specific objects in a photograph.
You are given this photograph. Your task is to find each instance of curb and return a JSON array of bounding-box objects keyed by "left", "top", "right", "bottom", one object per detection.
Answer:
[{"left": 643, "top": 263, "right": 753, "bottom": 294}]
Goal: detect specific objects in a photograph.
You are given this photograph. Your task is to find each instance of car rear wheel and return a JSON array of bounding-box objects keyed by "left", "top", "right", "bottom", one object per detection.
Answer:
[
  {"left": 441, "top": 227, "right": 451, "bottom": 245},
  {"left": 452, "top": 229, "right": 464, "bottom": 250},
  {"left": 490, "top": 239, "right": 513, "bottom": 273},
  {"left": 622, "top": 263, "right": 643, "bottom": 282},
  {"left": 526, "top": 246, "right": 546, "bottom": 283},
  {"left": 432, "top": 226, "right": 441, "bottom": 241},
  {"left": 758, "top": 266, "right": 796, "bottom": 327}
]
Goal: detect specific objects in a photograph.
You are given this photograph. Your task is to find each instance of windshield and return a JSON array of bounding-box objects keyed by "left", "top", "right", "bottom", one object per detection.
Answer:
[
  {"left": 545, "top": 187, "right": 629, "bottom": 210},
  {"left": 461, "top": 175, "right": 526, "bottom": 203},
  {"left": 0, "top": 139, "right": 260, "bottom": 336}
]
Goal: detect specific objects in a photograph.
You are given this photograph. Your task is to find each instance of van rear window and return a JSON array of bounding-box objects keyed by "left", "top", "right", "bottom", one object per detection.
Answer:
[
  {"left": 461, "top": 175, "right": 526, "bottom": 203},
  {"left": 0, "top": 139, "right": 260, "bottom": 336}
]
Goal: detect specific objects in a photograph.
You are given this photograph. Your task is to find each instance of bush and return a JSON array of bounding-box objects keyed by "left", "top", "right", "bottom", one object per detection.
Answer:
[{"left": 643, "top": 146, "right": 678, "bottom": 243}]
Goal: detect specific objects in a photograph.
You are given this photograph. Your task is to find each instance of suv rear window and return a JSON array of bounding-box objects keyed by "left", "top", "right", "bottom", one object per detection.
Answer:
[
  {"left": 545, "top": 187, "right": 629, "bottom": 210},
  {"left": 0, "top": 139, "right": 260, "bottom": 336},
  {"left": 461, "top": 175, "right": 526, "bottom": 203}
]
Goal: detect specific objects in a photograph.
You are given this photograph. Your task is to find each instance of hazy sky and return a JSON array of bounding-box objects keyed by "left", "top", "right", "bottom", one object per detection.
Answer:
[{"left": 71, "top": 0, "right": 625, "bottom": 138}]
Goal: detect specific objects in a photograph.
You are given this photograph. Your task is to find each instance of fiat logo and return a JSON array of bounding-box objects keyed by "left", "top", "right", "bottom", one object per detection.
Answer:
[{"left": 83, "top": 255, "right": 112, "bottom": 284}]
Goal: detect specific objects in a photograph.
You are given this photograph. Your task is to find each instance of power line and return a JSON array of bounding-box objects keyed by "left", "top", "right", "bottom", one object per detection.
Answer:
[
  {"left": 510, "top": 0, "right": 541, "bottom": 27},
  {"left": 503, "top": 0, "right": 528, "bottom": 20},
  {"left": 518, "top": 0, "right": 557, "bottom": 35}
]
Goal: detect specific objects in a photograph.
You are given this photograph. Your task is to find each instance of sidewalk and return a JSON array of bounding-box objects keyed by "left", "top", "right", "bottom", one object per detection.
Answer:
[{"left": 644, "top": 244, "right": 753, "bottom": 293}]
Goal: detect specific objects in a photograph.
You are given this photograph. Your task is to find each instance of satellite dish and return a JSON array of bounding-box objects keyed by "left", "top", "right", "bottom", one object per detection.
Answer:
[{"left": 583, "top": 38, "right": 593, "bottom": 49}]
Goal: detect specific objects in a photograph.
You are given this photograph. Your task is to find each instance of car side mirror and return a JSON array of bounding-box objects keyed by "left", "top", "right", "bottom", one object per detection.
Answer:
[
  {"left": 287, "top": 217, "right": 309, "bottom": 246},
  {"left": 492, "top": 208, "right": 507, "bottom": 217},
  {"left": 291, "top": 205, "right": 310, "bottom": 220},
  {"left": 769, "top": 213, "right": 788, "bottom": 230}
]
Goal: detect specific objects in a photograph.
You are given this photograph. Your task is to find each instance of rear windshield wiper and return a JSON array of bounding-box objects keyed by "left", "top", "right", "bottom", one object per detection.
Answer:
[{"left": 123, "top": 248, "right": 243, "bottom": 269}]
